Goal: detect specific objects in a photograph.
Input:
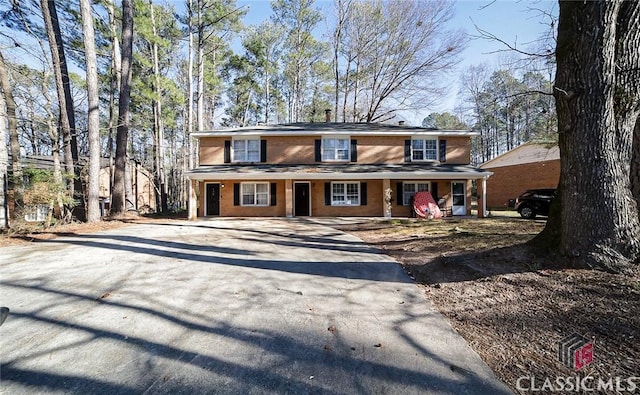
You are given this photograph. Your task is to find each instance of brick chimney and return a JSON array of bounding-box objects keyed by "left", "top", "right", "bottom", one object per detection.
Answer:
[{"left": 325, "top": 109, "right": 332, "bottom": 123}]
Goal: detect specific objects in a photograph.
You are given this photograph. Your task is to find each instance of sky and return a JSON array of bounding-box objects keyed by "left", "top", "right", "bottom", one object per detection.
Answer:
[
  {"left": 237, "top": 0, "right": 557, "bottom": 124},
  {"left": 1, "top": 0, "right": 557, "bottom": 126}
]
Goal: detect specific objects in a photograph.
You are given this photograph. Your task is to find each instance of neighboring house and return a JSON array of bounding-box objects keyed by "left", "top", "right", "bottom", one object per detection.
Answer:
[
  {"left": 480, "top": 142, "right": 560, "bottom": 208},
  {"left": 98, "top": 161, "right": 157, "bottom": 215},
  {"left": 186, "top": 120, "right": 492, "bottom": 218},
  {"left": 5, "top": 155, "right": 156, "bottom": 221}
]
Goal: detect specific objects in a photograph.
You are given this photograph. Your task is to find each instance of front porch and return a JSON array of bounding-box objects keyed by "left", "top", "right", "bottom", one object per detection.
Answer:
[{"left": 186, "top": 164, "right": 491, "bottom": 220}]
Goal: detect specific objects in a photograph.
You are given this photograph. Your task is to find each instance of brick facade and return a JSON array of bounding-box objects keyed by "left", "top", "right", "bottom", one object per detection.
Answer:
[
  {"left": 196, "top": 178, "right": 473, "bottom": 217},
  {"left": 189, "top": 123, "right": 487, "bottom": 219},
  {"left": 485, "top": 159, "right": 560, "bottom": 208},
  {"left": 199, "top": 135, "right": 471, "bottom": 165}
]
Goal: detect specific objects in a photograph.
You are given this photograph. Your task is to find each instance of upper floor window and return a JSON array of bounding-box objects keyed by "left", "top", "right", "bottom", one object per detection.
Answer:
[
  {"left": 241, "top": 182, "right": 269, "bottom": 206},
  {"left": 403, "top": 182, "right": 430, "bottom": 205},
  {"left": 233, "top": 138, "right": 260, "bottom": 162},
  {"left": 412, "top": 138, "right": 437, "bottom": 161},
  {"left": 322, "top": 137, "right": 350, "bottom": 161}
]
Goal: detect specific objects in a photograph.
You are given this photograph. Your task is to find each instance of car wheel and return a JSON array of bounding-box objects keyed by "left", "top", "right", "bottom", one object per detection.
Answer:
[{"left": 519, "top": 206, "right": 536, "bottom": 219}]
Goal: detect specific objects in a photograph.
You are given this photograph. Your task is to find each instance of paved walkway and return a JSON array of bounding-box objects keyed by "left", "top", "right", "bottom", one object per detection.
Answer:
[{"left": 0, "top": 219, "right": 511, "bottom": 394}]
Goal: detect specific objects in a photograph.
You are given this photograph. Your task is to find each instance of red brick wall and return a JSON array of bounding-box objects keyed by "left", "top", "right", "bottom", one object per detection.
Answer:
[
  {"left": 485, "top": 160, "right": 560, "bottom": 208},
  {"left": 198, "top": 135, "right": 472, "bottom": 165}
]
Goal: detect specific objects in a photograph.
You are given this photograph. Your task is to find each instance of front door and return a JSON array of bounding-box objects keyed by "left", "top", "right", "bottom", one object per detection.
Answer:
[
  {"left": 206, "top": 183, "right": 220, "bottom": 216},
  {"left": 451, "top": 182, "right": 466, "bottom": 216},
  {"left": 294, "top": 182, "right": 310, "bottom": 216}
]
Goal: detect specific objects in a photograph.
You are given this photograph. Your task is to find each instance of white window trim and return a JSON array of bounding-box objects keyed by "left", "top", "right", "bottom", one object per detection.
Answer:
[
  {"left": 402, "top": 181, "right": 431, "bottom": 205},
  {"left": 232, "top": 137, "right": 261, "bottom": 163},
  {"left": 331, "top": 181, "right": 360, "bottom": 206},
  {"left": 411, "top": 137, "right": 438, "bottom": 162},
  {"left": 321, "top": 136, "right": 350, "bottom": 162},
  {"left": 24, "top": 204, "right": 50, "bottom": 222},
  {"left": 240, "top": 182, "right": 270, "bottom": 206}
]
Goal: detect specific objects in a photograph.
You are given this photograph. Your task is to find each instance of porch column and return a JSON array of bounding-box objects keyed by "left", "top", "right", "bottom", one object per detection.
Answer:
[
  {"left": 285, "top": 179, "right": 293, "bottom": 217},
  {"left": 382, "top": 178, "right": 391, "bottom": 218},
  {"left": 481, "top": 176, "right": 488, "bottom": 218},
  {"left": 188, "top": 179, "right": 198, "bottom": 220}
]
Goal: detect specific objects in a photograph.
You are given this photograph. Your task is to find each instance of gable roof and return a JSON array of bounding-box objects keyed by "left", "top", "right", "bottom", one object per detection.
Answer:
[
  {"left": 192, "top": 122, "right": 478, "bottom": 137},
  {"left": 480, "top": 141, "right": 559, "bottom": 169}
]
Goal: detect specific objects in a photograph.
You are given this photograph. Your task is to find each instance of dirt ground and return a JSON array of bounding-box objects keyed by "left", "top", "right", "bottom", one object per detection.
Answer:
[
  {"left": 3, "top": 215, "right": 638, "bottom": 393},
  {"left": 337, "top": 217, "right": 640, "bottom": 394},
  {"left": 0, "top": 214, "right": 171, "bottom": 247}
]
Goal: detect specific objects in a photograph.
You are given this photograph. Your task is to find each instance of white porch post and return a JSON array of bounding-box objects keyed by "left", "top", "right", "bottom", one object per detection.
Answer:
[
  {"left": 188, "top": 179, "right": 198, "bottom": 220},
  {"left": 482, "top": 176, "right": 488, "bottom": 218},
  {"left": 285, "top": 179, "right": 293, "bottom": 217},
  {"left": 382, "top": 178, "right": 392, "bottom": 218}
]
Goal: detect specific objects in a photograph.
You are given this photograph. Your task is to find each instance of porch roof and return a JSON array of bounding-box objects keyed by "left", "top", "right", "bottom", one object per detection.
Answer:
[{"left": 186, "top": 163, "right": 493, "bottom": 181}]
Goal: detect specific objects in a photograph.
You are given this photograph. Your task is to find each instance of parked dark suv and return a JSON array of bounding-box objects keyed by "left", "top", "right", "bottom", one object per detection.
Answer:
[{"left": 513, "top": 188, "right": 556, "bottom": 219}]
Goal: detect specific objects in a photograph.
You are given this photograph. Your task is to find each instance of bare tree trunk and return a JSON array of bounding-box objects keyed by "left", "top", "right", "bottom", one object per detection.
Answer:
[
  {"left": 332, "top": 0, "right": 351, "bottom": 123},
  {"left": 124, "top": 161, "right": 134, "bottom": 211},
  {"left": 111, "top": 0, "right": 134, "bottom": 216},
  {"left": 0, "top": 77, "right": 8, "bottom": 228},
  {"left": 107, "top": 0, "right": 122, "bottom": 213},
  {"left": 535, "top": 1, "right": 640, "bottom": 272},
  {"left": 150, "top": 0, "right": 168, "bottom": 213},
  {"left": 352, "top": 59, "right": 360, "bottom": 122},
  {"left": 341, "top": 51, "right": 352, "bottom": 122},
  {"left": 80, "top": 0, "right": 101, "bottom": 223},
  {"left": 187, "top": 0, "right": 197, "bottom": 219},
  {"left": 40, "top": 0, "right": 82, "bottom": 219},
  {"left": 197, "top": 0, "right": 205, "bottom": 132},
  {"left": 264, "top": 59, "right": 270, "bottom": 124},
  {"left": 632, "top": 117, "right": 640, "bottom": 211},
  {"left": 0, "top": 51, "right": 22, "bottom": 223},
  {"left": 40, "top": 64, "right": 64, "bottom": 225}
]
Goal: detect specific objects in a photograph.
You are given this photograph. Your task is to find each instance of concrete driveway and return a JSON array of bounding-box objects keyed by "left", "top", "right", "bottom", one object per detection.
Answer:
[{"left": 0, "top": 219, "right": 511, "bottom": 394}]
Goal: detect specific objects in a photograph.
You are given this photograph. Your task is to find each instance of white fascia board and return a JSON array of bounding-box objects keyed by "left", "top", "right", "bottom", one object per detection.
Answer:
[
  {"left": 191, "top": 130, "right": 479, "bottom": 138},
  {"left": 187, "top": 171, "right": 493, "bottom": 181}
]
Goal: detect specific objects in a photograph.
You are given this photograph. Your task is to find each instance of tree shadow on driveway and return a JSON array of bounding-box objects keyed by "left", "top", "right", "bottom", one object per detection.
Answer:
[{"left": 1, "top": 219, "right": 512, "bottom": 394}]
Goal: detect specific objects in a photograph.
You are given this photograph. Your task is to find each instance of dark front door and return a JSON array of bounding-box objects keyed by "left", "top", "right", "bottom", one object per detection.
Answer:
[
  {"left": 294, "top": 183, "right": 310, "bottom": 216},
  {"left": 206, "top": 183, "right": 220, "bottom": 216}
]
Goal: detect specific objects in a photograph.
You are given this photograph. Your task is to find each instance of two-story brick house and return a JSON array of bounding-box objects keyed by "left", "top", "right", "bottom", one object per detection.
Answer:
[{"left": 186, "top": 122, "right": 491, "bottom": 219}]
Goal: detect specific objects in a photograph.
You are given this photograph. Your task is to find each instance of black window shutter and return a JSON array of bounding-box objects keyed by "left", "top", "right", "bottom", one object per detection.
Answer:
[
  {"left": 324, "top": 182, "right": 331, "bottom": 205},
  {"left": 233, "top": 183, "right": 240, "bottom": 206},
  {"left": 270, "top": 182, "right": 277, "bottom": 206},
  {"left": 315, "top": 139, "right": 322, "bottom": 162},
  {"left": 431, "top": 182, "right": 439, "bottom": 201},
  {"left": 404, "top": 140, "right": 411, "bottom": 162},
  {"left": 261, "top": 140, "right": 267, "bottom": 162},
  {"left": 396, "top": 182, "right": 403, "bottom": 206},
  {"left": 360, "top": 182, "right": 367, "bottom": 205},
  {"left": 224, "top": 140, "right": 231, "bottom": 163},
  {"left": 439, "top": 139, "right": 447, "bottom": 162},
  {"left": 350, "top": 139, "right": 358, "bottom": 162}
]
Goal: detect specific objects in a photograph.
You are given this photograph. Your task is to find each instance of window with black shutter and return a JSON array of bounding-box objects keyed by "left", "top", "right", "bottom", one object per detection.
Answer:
[
  {"left": 224, "top": 140, "right": 231, "bottom": 163},
  {"left": 270, "top": 183, "right": 277, "bottom": 206},
  {"left": 350, "top": 139, "right": 358, "bottom": 162},
  {"left": 404, "top": 140, "right": 411, "bottom": 163},
  {"left": 261, "top": 140, "right": 267, "bottom": 162},
  {"left": 360, "top": 182, "right": 367, "bottom": 205},
  {"left": 233, "top": 183, "right": 240, "bottom": 206},
  {"left": 439, "top": 139, "right": 447, "bottom": 162}
]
